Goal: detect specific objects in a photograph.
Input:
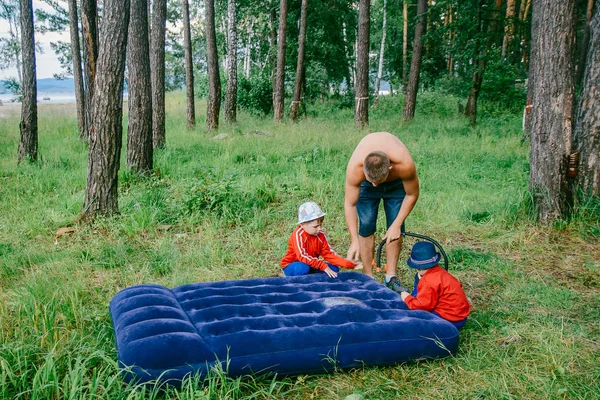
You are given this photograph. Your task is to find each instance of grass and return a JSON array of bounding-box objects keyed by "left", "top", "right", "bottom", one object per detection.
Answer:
[{"left": 0, "top": 92, "right": 599, "bottom": 399}]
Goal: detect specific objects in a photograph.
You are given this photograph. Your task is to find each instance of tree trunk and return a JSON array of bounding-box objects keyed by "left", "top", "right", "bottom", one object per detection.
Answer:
[
  {"left": 354, "top": 0, "right": 370, "bottom": 128},
  {"left": 529, "top": 0, "right": 576, "bottom": 222},
  {"left": 574, "top": 0, "right": 600, "bottom": 196},
  {"left": 83, "top": 0, "right": 130, "bottom": 218},
  {"left": 576, "top": 0, "right": 595, "bottom": 85},
  {"left": 269, "top": 7, "right": 277, "bottom": 105},
  {"left": 290, "top": 0, "right": 308, "bottom": 122},
  {"left": 182, "top": 0, "right": 195, "bottom": 129},
  {"left": 402, "top": 0, "right": 408, "bottom": 89},
  {"left": 342, "top": 22, "right": 353, "bottom": 88},
  {"left": 127, "top": 0, "right": 153, "bottom": 174},
  {"left": 518, "top": 0, "right": 532, "bottom": 68},
  {"left": 502, "top": 0, "right": 516, "bottom": 58},
  {"left": 273, "top": 0, "right": 288, "bottom": 122},
  {"left": 374, "top": 0, "right": 387, "bottom": 99},
  {"left": 464, "top": 0, "right": 484, "bottom": 125},
  {"left": 243, "top": 17, "right": 254, "bottom": 78},
  {"left": 464, "top": 0, "right": 503, "bottom": 125},
  {"left": 150, "top": 0, "right": 167, "bottom": 147},
  {"left": 446, "top": 6, "right": 453, "bottom": 75},
  {"left": 205, "top": 0, "right": 221, "bottom": 131},
  {"left": 402, "top": 0, "right": 427, "bottom": 122},
  {"left": 17, "top": 0, "right": 37, "bottom": 163},
  {"left": 67, "top": 0, "right": 86, "bottom": 139},
  {"left": 225, "top": 0, "right": 238, "bottom": 123},
  {"left": 81, "top": 0, "right": 98, "bottom": 141}
]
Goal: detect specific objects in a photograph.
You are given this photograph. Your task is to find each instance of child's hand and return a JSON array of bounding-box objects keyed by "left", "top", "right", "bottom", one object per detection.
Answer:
[
  {"left": 324, "top": 267, "right": 338, "bottom": 278},
  {"left": 352, "top": 261, "right": 363, "bottom": 270}
]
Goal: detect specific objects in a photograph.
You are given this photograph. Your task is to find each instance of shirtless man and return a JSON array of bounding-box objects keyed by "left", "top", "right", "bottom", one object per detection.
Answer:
[{"left": 344, "top": 132, "right": 420, "bottom": 292}]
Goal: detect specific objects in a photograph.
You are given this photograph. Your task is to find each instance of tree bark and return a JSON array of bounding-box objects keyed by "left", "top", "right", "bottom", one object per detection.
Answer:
[
  {"left": 402, "top": 0, "right": 427, "bottom": 122},
  {"left": 127, "top": 0, "right": 153, "bottom": 174},
  {"left": 402, "top": 0, "right": 408, "bottom": 89},
  {"left": 17, "top": 0, "right": 37, "bottom": 163},
  {"left": 182, "top": 0, "right": 196, "bottom": 129},
  {"left": 83, "top": 0, "right": 130, "bottom": 217},
  {"left": 290, "top": 0, "right": 308, "bottom": 122},
  {"left": 205, "top": 0, "right": 221, "bottom": 131},
  {"left": 67, "top": 0, "right": 86, "bottom": 139},
  {"left": 502, "top": 0, "right": 516, "bottom": 58},
  {"left": 243, "top": 17, "right": 254, "bottom": 78},
  {"left": 374, "top": 0, "right": 387, "bottom": 99},
  {"left": 464, "top": 0, "right": 503, "bottom": 125},
  {"left": 574, "top": 0, "right": 600, "bottom": 196},
  {"left": 150, "top": 0, "right": 167, "bottom": 147},
  {"left": 225, "top": 0, "right": 238, "bottom": 123},
  {"left": 269, "top": 7, "right": 277, "bottom": 105},
  {"left": 518, "top": 0, "right": 532, "bottom": 68},
  {"left": 576, "top": 0, "right": 595, "bottom": 85},
  {"left": 529, "top": 0, "right": 576, "bottom": 222},
  {"left": 354, "top": 0, "right": 370, "bottom": 128},
  {"left": 81, "top": 0, "right": 98, "bottom": 141},
  {"left": 273, "top": 0, "right": 288, "bottom": 122}
]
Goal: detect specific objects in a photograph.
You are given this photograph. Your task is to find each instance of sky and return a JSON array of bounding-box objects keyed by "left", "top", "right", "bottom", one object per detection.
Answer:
[{"left": 0, "top": 1, "right": 67, "bottom": 81}]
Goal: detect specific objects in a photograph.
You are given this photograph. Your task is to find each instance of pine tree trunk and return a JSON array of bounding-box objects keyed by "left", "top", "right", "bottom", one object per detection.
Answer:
[
  {"left": 374, "top": 0, "right": 387, "bottom": 99},
  {"left": 84, "top": 0, "right": 130, "bottom": 218},
  {"left": 402, "top": 0, "right": 408, "bottom": 89},
  {"left": 17, "top": 0, "right": 37, "bottom": 163},
  {"left": 529, "top": 0, "right": 576, "bottom": 222},
  {"left": 502, "top": 0, "right": 516, "bottom": 58},
  {"left": 81, "top": 0, "right": 98, "bottom": 141},
  {"left": 402, "top": 0, "right": 427, "bottom": 122},
  {"left": 225, "top": 0, "right": 238, "bottom": 123},
  {"left": 574, "top": 0, "right": 600, "bottom": 196},
  {"left": 464, "top": 0, "right": 502, "bottom": 125},
  {"left": 127, "top": 0, "right": 153, "bottom": 174},
  {"left": 150, "top": 0, "right": 167, "bottom": 147},
  {"left": 290, "top": 0, "right": 307, "bottom": 122},
  {"left": 269, "top": 7, "right": 277, "bottom": 105},
  {"left": 182, "top": 0, "right": 195, "bottom": 129},
  {"left": 67, "top": 0, "right": 86, "bottom": 139},
  {"left": 205, "top": 0, "right": 221, "bottom": 131},
  {"left": 354, "top": 0, "right": 370, "bottom": 128},
  {"left": 274, "top": 0, "right": 288, "bottom": 122},
  {"left": 518, "top": 0, "right": 532, "bottom": 68},
  {"left": 576, "top": 0, "right": 595, "bottom": 85}
]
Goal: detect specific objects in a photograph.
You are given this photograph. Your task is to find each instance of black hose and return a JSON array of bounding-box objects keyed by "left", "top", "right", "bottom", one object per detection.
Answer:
[{"left": 376, "top": 232, "right": 449, "bottom": 271}]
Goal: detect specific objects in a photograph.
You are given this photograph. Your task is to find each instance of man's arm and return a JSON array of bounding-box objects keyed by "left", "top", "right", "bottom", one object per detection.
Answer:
[
  {"left": 385, "top": 166, "right": 420, "bottom": 244},
  {"left": 344, "top": 180, "right": 361, "bottom": 260}
]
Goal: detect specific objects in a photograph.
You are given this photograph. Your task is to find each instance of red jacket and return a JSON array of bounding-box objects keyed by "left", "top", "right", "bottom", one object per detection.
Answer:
[
  {"left": 404, "top": 265, "right": 471, "bottom": 322},
  {"left": 281, "top": 226, "right": 355, "bottom": 271}
]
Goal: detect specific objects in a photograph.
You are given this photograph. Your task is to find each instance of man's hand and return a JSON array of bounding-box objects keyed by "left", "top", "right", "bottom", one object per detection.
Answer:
[
  {"left": 384, "top": 224, "right": 402, "bottom": 244},
  {"left": 352, "top": 261, "right": 363, "bottom": 270},
  {"left": 347, "top": 241, "right": 360, "bottom": 261},
  {"left": 324, "top": 267, "right": 338, "bottom": 278}
]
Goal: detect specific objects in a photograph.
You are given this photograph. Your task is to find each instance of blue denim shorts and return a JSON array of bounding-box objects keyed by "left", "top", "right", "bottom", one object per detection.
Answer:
[{"left": 357, "top": 179, "right": 406, "bottom": 237}]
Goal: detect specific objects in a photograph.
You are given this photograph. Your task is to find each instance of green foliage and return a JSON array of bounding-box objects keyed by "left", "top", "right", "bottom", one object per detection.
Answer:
[{"left": 237, "top": 73, "right": 273, "bottom": 116}]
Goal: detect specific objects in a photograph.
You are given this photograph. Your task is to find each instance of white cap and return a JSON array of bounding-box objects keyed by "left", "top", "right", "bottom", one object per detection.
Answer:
[{"left": 297, "top": 201, "right": 326, "bottom": 224}]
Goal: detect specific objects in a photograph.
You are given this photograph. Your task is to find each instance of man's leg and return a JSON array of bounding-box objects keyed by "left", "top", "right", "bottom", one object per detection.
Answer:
[
  {"left": 385, "top": 236, "right": 402, "bottom": 277},
  {"left": 359, "top": 235, "right": 375, "bottom": 277}
]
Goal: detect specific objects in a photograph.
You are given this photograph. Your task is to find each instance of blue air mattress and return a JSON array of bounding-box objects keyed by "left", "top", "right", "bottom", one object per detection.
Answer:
[{"left": 109, "top": 272, "right": 459, "bottom": 385}]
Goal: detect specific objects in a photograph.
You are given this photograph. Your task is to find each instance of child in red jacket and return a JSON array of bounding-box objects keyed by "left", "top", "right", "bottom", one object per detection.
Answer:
[
  {"left": 394, "top": 241, "right": 471, "bottom": 328},
  {"left": 281, "top": 202, "right": 362, "bottom": 278}
]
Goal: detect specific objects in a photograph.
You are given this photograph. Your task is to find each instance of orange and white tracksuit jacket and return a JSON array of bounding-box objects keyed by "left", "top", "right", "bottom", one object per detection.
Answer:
[{"left": 280, "top": 226, "right": 355, "bottom": 271}]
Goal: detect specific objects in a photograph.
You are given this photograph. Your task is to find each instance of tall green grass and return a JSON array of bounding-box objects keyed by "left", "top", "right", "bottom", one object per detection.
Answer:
[{"left": 0, "top": 92, "right": 599, "bottom": 399}]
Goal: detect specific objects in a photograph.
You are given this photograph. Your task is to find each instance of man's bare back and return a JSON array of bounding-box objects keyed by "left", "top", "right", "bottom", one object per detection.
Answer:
[{"left": 346, "top": 132, "right": 417, "bottom": 187}]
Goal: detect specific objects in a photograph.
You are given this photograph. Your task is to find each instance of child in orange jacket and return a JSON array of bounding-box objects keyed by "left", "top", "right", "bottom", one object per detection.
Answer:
[
  {"left": 394, "top": 241, "right": 471, "bottom": 328},
  {"left": 281, "top": 202, "right": 362, "bottom": 278}
]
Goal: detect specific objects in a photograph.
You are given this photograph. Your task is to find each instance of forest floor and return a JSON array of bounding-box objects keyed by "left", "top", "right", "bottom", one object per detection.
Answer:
[{"left": 0, "top": 92, "right": 599, "bottom": 399}]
